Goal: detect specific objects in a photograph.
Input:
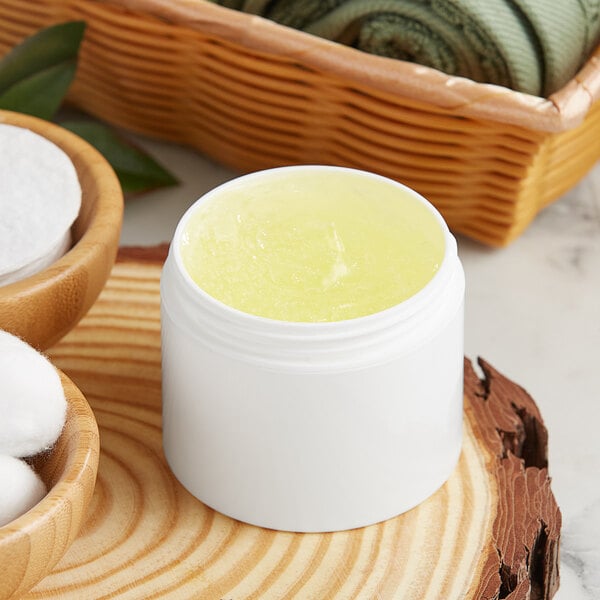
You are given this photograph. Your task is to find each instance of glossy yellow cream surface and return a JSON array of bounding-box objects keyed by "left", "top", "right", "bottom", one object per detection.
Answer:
[{"left": 180, "top": 170, "right": 444, "bottom": 322}]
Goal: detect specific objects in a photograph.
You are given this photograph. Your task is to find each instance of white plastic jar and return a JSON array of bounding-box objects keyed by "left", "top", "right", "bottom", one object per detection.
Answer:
[{"left": 161, "top": 166, "right": 465, "bottom": 532}]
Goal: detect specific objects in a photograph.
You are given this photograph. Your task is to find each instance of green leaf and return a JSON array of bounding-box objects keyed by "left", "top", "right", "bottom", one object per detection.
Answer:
[
  {"left": 0, "top": 62, "right": 77, "bottom": 120},
  {"left": 0, "top": 21, "right": 85, "bottom": 119},
  {"left": 61, "top": 120, "right": 179, "bottom": 193}
]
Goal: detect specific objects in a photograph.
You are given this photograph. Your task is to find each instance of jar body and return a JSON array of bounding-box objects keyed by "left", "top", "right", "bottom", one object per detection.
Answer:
[{"left": 161, "top": 245, "right": 464, "bottom": 532}]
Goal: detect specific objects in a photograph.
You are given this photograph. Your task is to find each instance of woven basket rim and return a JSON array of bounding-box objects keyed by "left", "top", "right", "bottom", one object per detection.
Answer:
[{"left": 122, "top": 0, "right": 600, "bottom": 133}]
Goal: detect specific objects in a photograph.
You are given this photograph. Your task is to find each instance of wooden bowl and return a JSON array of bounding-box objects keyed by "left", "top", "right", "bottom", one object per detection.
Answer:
[
  {"left": 0, "top": 370, "right": 100, "bottom": 600},
  {"left": 0, "top": 110, "right": 123, "bottom": 350}
]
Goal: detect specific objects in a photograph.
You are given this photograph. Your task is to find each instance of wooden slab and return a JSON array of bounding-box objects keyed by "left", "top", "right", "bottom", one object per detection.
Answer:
[{"left": 30, "top": 245, "right": 560, "bottom": 599}]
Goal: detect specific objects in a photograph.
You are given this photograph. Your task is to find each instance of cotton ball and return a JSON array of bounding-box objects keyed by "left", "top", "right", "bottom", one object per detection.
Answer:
[
  {"left": 0, "top": 455, "right": 47, "bottom": 527},
  {"left": 0, "top": 330, "right": 67, "bottom": 457}
]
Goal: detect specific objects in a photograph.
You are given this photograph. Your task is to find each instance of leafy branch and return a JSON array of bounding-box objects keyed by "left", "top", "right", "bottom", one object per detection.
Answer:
[{"left": 0, "top": 21, "right": 178, "bottom": 194}]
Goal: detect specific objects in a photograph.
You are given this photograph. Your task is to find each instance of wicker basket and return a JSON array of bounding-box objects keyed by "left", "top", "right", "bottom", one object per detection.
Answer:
[{"left": 1, "top": 0, "right": 598, "bottom": 245}]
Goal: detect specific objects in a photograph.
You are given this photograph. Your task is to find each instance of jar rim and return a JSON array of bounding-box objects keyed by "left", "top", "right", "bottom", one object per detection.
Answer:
[{"left": 171, "top": 165, "right": 456, "bottom": 334}]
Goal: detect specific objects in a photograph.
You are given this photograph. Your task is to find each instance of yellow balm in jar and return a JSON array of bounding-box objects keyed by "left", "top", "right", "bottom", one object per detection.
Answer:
[
  {"left": 180, "top": 169, "right": 444, "bottom": 322},
  {"left": 161, "top": 166, "right": 464, "bottom": 532}
]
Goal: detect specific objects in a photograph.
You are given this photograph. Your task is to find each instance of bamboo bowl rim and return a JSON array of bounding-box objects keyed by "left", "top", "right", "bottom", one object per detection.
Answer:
[
  {"left": 0, "top": 109, "right": 123, "bottom": 349},
  {"left": 0, "top": 109, "right": 122, "bottom": 299},
  {"left": 0, "top": 369, "right": 99, "bottom": 598}
]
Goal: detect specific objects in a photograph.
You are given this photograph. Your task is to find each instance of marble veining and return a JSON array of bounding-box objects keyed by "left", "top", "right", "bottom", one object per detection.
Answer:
[{"left": 562, "top": 498, "right": 600, "bottom": 598}]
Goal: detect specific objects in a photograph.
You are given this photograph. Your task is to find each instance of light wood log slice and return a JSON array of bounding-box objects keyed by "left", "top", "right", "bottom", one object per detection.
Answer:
[{"left": 31, "top": 245, "right": 560, "bottom": 599}]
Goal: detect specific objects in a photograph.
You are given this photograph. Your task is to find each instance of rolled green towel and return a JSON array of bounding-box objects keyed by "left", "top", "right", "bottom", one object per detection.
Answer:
[{"left": 210, "top": 0, "right": 600, "bottom": 97}]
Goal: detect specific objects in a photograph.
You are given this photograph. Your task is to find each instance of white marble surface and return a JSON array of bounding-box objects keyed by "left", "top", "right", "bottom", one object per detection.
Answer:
[{"left": 120, "top": 135, "right": 600, "bottom": 598}]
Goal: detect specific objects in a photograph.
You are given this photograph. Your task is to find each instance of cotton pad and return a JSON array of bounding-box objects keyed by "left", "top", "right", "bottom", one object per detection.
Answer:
[
  {"left": 0, "top": 123, "right": 81, "bottom": 286},
  {"left": 0, "top": 455, "right": 46, "bottom": 527},
  {"left": 0, "top": 330, "right": 67, "bottom": 457}
]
